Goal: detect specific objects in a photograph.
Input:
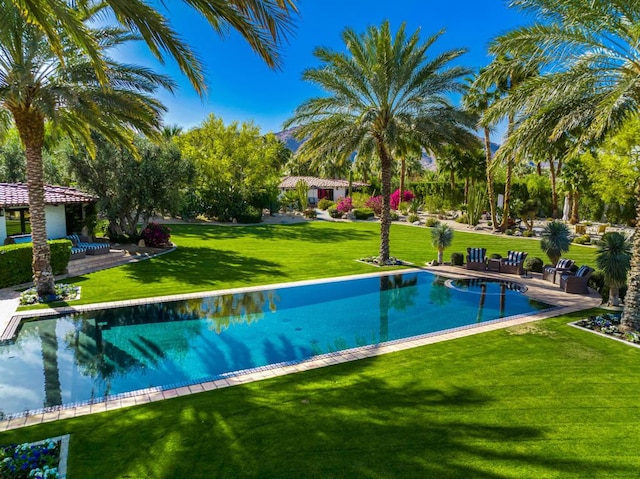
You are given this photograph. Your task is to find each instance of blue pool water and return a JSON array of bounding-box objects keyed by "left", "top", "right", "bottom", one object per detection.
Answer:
[{"left": 0, "top": 272, "right": 553, "bottom": 417}]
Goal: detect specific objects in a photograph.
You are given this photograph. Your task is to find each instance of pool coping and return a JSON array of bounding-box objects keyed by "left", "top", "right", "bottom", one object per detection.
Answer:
[{"left": 0, "top": 267, "right": 603, "bottom": 431}]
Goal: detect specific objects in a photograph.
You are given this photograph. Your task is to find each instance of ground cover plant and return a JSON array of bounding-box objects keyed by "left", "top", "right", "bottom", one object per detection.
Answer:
[
  {"left": 20, "top": 221, "right": 598, "bottom": 309},
  {"left": 0, "top": 438, "right": 59, "bottom": 478},
  {"left": 1, "top": 310, "right": 638, "bottom": 478}
]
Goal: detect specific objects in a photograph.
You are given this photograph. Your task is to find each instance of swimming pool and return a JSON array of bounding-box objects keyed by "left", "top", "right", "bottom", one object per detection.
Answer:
[{"left": 0, "top": 271, "right": 554, "bottom": 417}]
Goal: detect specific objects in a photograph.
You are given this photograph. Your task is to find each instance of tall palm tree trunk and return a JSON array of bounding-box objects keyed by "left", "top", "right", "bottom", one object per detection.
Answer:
[
  {"left": 483, "top": 127, "right": 498, "bottom": 228},
  {"left": 399, "top": 157, "right": 406, "bottom": 199},
  {"left": 570, "top": 191, "right": 580, "bottom": 224},
  {"left": 621, "top": 194, "right": 640, "bottom": 332},
  {"left": 500, "top": 115, "right": 515, "bottom": 232},
  {"left": 12, "top": 108, "right": 55, "bottom": 296},
  {"left": 549, "top": 156, "right": 561, "bottom": 218},
  {"left": 378, "top": 141, "right": 393, "bottom": 263}
]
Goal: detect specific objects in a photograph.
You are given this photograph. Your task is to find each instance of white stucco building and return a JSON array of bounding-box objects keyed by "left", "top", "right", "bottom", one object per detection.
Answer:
[{"left": 278, "top": 176, "right": 368, "bottom": 205}]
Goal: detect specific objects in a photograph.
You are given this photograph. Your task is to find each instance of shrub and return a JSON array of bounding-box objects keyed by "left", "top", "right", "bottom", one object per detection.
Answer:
[
  {"left": 505, "top": 229, "right": 514, "bottom": 235},
  {"left": 390, "top": 189, "right": 415, "bottom": 210},
  {"left": 317, "top": 198, "right": 334, "bottom": 210},
  {"left": 140, "top": 222, "right": 172, "bottom": 246},
  {"left": 365, "top": 195, "right": 383, "bottom": 215},
  {"left": 351, "top": 192, "right": 370, "bottom": 208},
  {"left": 336, "top": 197, "right": 353, "bottom": 213},
  {"left": 450, "top": 252, "right": 464, "bottom": 266},
  {"left": 0, "top": 240, "right": 71, "bottom": 288},
  {"left": 524, "top": 256, "right": 544, "bottom": 273},
  {"left": 522, "top": 230, "right": 534, "bottom": 237},
  {"left": 398, "top": 201, "right": 409, "bottom": 215},
  {"left": 0, "top": 438, "right": 60, "bottom": 479},
  {"left": 303, "top": 207, "right": 317, "bottom": 218},
  {"left": 408, "top": 213, "right": 419, "bottom": 223},
  {"left": 573, "top": 234, "right": 591, "bottom": 245},
  {"left": 455, "top": 214, "right": 468, "bottom": 224},
  {"left": 236, "top": 206, "right": 263, "bottom": 224},
  {"left": 389, "top": 210, "right": 400, "bottom": 221},
  {"left": 487, "top": 221, "right": 493, "bottom": 227},
  {"left": 490, "top": 253, "right": 502, "bottom": 259},
  {"left": 353, "top": 208, "right": 375, "bottom": 220},
  {"left": 425, "top": 217, "right": 440, "bottom": 228},
  {"left": 328, "top": 206, "right": 343, "bottom": 218}
]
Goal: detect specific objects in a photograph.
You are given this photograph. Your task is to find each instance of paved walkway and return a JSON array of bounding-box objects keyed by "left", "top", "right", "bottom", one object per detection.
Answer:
[{"left": 0, "top": 259, "right": 603, "bottom": 432}]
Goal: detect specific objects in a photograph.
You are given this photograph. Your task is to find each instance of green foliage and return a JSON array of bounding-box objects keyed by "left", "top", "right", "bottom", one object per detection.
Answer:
[
  {"left": 295, "top": 180, "right": 309, "bottom": 211},
  {"left": 466, "top": 183, "right": 487, "bottom": 226},
  {"left": 0, "top": 130, "right": 26, "bottom": 182},
  {"left": 350, "top": 192, "right": 370, "bottom": 208},
  {"left": 407, "top": 213, "right": 420, "bottom": 223},
  {"left": 540, "top": 221, "right": 572, "bottom": 264},
  {"left": 317, "top": 198, "right": 334, "bottom": 210},
  {"left": 524, "top": 256, "right": 544, "bottom": 273},
  {"left": 303, "top": 208, "right": 317, "bottom": 219},
  {"left": 455, "top": 215, "right": 468, "bottom": 224},
  {"left": 522, "top": 230, "right": 534, "bottom": 237},
  {"left": 504, "top": 229, "right": 514, "bottom": 236},
  {"left": 490, "top": 253, "right": 502, "bottom": 259},
  {"left": 431, "top": 223, "right": 454, "bottom": 263},
  {"left": 177, "top": 115, "right": 288, "bottom": 222},
  {"left": 450, "top": 252, "right": 464, "bottom": 266},
  {"left": 389, "top": 211, "right": 400, "bottom": 221},
  {"left": 140, "top": 223, "right": 172, "bottom": 247},
  {"left": 236, "top": 206, "right": 263, "bottom": 224},
  {"left": 424, "top": 217, "right": 440, "bottom": 228},
  {"left": 596, "top": 232, "right": 632, "bottom": 304},
  {"left": 0, "top": 240, "right": 70, "bottom": 288},
  {"left": 328, "top": 206, "right": 343, "bottom": 218},
  {"left": 66, "top": 134, "right": 194, "bottom": 238},
  {"left": 280, "top": 190, "right": 300, "bottom": 212},
  {"left": 573, "top": 234, "right": 591, "bottom": 245},
  {"left": 353, "top": 208, "right": 375, "bottom": 220}
]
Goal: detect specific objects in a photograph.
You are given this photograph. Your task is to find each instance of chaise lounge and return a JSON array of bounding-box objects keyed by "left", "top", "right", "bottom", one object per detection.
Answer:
[
  {"left": 66, "top": 234, "right": 110, "bottom": 257},
  {"left": 542, "top": 258, "right": 575, "bottom": 284},
  {"left": 500, "top": 251, "right": 528, "bottom": 275},
  {"left": 465, "top": 247, "right": 487, "bottom": 271},
  {"left": 559, "top": 265, "right": 594, "bottom": 294}
]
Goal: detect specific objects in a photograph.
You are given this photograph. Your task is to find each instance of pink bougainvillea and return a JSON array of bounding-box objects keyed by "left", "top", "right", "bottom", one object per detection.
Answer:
[
  {"left": 336, "top": 197, "right": 353, "bottom": 213},
  {"left": 390, "top": 189, "right": 415, "bottom": 210},
  {"left": 365, "top": 195, "right": 383, "bottom": 215}
]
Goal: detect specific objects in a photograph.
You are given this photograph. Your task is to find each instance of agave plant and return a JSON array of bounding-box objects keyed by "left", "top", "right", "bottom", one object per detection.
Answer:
[
  {"left": 540, "top": 221, "right": 571, "bottom": 265},
  {"left": 431, "top": 224, "right": 454, "bottom": 264},
  {"left": 596, "top": 232, "right": 632, "bottom": 307}
]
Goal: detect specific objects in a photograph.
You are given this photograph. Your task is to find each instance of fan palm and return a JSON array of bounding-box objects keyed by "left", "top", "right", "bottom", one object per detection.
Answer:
[
  {"left": 540, "top": 221, "right": 572, "bottom": 265},
  {"left": 484, "top": 0, "right": 640, "bottom": 331},
  {"left": 596, "top": 232, "right": 632, "bottom": 307},
  {"left": 285, "top": 21, "right": 477, "bottom": 263},
  {"left": 0, "top": 1, "right": 173, "bottom": 296},
  {"left": 431, "top": 223, "right": 454, "bottom": 265},
  {"left": 7, "top": 0, "right": 298, "bottom": 94}
]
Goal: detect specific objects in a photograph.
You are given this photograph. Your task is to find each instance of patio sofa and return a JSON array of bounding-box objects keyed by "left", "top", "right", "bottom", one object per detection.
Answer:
[
  {"left": 66, "top": 234, "right": 110, "bottom": 257},
  {"left": 465, "top": 247, "right": 487, "bottom": 271},
  {"left": 500, "top": 251, "right": 528, "bottom": 275},
  {"left": 542, "top": 258, "right": 575, "bottom": 284},
  {"left": 559, "top": 265, "right": 594, "bottom": 294}
]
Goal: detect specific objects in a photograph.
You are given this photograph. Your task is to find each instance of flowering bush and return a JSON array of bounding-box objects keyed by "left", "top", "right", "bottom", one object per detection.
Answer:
[
  {"left": 336, "top": 197, "right": 353, "bottom": 213},
  {"left": 365, "top": 195, "right": 383, "bottom": 216},
  {"left": 390, "top": 189, "right": 415, "bottom": 210},
  {"left": 20, "top": 283, "right": 80, "bottom": 305},
  {"left": 0, "top": 439, "right": 59, "bottom": 479},
  {"left": 576, "top": 313, "right": 640, "bottom": 344},
  {"left": 140, "top": 222, "right": 171, "bottom": 248}
]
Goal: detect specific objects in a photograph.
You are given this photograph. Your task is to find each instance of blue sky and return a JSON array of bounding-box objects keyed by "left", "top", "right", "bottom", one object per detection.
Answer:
[{"left": 118, "top": 1, "right": 530, "bottom": 138}]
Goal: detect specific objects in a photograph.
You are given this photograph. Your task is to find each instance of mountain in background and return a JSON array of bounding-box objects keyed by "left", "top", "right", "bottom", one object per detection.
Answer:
[{"left": 275, "top": 127, "right": 500, "bottom": 172}]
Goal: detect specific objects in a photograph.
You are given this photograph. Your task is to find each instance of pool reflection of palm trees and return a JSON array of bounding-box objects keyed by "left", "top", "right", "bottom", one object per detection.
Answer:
[{"left": 379, "top": 274, "right": 419, "bottom": 342}]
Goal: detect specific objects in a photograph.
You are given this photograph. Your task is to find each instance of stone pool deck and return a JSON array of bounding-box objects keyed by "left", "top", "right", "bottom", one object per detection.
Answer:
[{"left": 0, "top": 266, "right": 602, "bottom": 432}]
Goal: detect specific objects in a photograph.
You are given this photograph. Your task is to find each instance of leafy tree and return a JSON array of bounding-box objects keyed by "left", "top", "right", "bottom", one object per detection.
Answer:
[
  {"left": 0, "top": 130, "right": 26, "bottom": 182},
  {"left": 560, "top": 156, "right": 591, "bottom": 224},
  {"left": 65, "top": 134, "right": 194, "bottom": 239},
  {"left": 0, "top": 2, "right": 171, "bottom": 296},
  {"left": 285, "top": 21, "right": 477, "bottom": 264},
  {"left": 7, "top": 0, "right": 299, "bottom": 95},
  {"left": 484, "top": 0, "right": 640, "bottom": 332},
  {"left": 177, "top": 114, "right": 288, "bottom": 221},
  {"left": 540, "top": 222, "right": 571, "bottom": 266},
  {"left": 596, "top": 232, "right": 632, "bottom": 307},
  {"left": 431, "top": 223, "right": 454, "bottom": 264}
]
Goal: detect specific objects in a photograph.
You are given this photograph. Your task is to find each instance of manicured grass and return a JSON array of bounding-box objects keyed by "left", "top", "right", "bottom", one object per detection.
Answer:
[
  {"left": 1, "top": 310, "right": 638, "bottom": 478},
  {"left": 42, "top": 221, "right": 597, "bottom": 307}
]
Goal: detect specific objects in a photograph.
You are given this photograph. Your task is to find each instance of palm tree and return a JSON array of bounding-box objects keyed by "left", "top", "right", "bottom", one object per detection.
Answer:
[
  {"left": 431, "top": 223, "right": 454, "bottom": 265},
  {"left": 0, "top": 3, "right": 172, "bottom": 296},
  {"left": 484, "top": 0, "right": 640, "bottom": 331},
  {"left": 7, "top": 0, "right": 298, "bottom": 95},
  {"left": 596, "top": 232, "right": 632, "bottom": 307},
  {"left": 285, "top": 21, "right": 477, "bottom": 264},
  {"left": 540, "top": 221, "right": 572, "bottom": 265}
]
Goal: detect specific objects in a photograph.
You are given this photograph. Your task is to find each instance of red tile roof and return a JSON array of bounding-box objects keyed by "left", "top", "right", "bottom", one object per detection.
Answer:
[
  {"left": 0, "top": 183, "right": 97, "bottom": 207},
  {"left": 278, "top": 176, "right": 368, "bottom": 189}
]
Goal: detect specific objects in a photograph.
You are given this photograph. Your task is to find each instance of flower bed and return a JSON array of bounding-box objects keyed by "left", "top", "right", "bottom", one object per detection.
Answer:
[
  {"left": 358, "top": 255, "right": 406, "bottom": 267},
  {"left": 19, "top": 284, "right": 80, "bottom": 305},
  {"left": 0, "top": 438, "right": 63, "bottom": 479},
  {"left": 574, "top": 313, "right": 640, "bottom": 345}
]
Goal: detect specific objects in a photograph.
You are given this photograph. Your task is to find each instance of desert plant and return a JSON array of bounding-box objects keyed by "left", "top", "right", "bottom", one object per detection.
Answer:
[
  {"left": 389, "top": 211, "right": 400, "bottom": 221},
  {"left": 524, "top": 256, "right": 544, "bottom": 273},
  {"left": 596, "top": 232, "right": 632, "bottom": 306},
  {"left": 466, "top": 183, "right": 487, "bottom": 227},
  {"left": 295, "top": 179, "right": 309, "bottom": 211},
  {"left": 408, "top": 199, "right": 422, "bottom": 214},
  {"left": 455, "top": 214, "right": 468, "bottom": 224},
  {"left": 522, "top": 230, "right": 534, "bottom": 237},
  {"left": 431, "top": 223, "right": 454, "bottom": 264},
  {"left": 541, "top": 221, "right": 572, "bottom": 265},
  {"left": 408, "top": 213, "right": 419, "bottom": 223},
  {"left": 450, "top": 252, "right": 464, "bottom": 266}
]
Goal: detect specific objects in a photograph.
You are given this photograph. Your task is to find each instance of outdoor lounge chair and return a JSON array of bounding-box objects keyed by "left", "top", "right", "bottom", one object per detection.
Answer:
[
  {"left": 500, "top": 251, "right": 528, "bottom": 275},
  {"left": 465, "top": 247, "right": 487, "bottom": 271},
  {"left": 542, "top": 258, "right": 575, "bottom": 284},
  {"left": 559, "top": 265, "right": 594, "bottom": 294},
  {"left": 67, "top": 234, "right": 110, "bottom": 256}
]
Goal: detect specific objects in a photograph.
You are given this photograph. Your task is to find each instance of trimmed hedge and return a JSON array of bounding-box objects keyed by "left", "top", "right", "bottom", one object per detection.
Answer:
[
  {"left": 0, "top": 239, "right": 71, "bottom": 288},
  {"left": 353, "top": 208, "right": 375, "bottom": 220},
  {"left": 450, "top": 252, "right": 464, "bottom": 266},
  {"left": 524, "top": 256, "right": 544, "bottom": 273}
]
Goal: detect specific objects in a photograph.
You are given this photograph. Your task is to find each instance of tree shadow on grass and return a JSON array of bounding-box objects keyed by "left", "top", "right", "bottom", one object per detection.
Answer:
[{"left": 5, "top": 357, "right": 634, "bottom": 479}]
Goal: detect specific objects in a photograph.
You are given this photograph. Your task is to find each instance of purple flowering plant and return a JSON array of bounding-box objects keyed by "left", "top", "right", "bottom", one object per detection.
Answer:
[
  {"left": 390, "top": 189, "right": 415, "bottom": 210},
  {"left": 0, "top": 439, "right": 59, "bottom": 479},
  {"left": 140, "top": 222, "right": 171, "bottom": 248},
  {"left": 336, "top": 197, "right": 353, "bottom": 213}
]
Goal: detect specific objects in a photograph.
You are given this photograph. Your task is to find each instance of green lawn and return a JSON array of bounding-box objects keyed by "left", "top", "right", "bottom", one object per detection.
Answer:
[
  {"left": 47, "top": 221, "right": 597, "bottom": 307},
  {"left": 1, "top": 310, "right": 638, "bottom": 478}
]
